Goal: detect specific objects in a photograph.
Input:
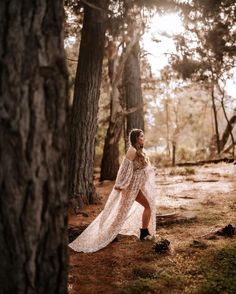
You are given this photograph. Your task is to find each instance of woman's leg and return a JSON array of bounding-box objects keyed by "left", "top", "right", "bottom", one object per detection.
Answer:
[{"left": 135, "top": 190, "right": 151, "bottom": 229}]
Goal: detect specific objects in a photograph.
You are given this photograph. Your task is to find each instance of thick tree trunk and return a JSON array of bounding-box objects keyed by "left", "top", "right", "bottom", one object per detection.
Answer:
[
  {"left": 123, "top": 41, "right": 144, "bottom": 144},
  {"left": 100, "top": 32, "right": 140, "bottom": 181},
  {"left": 68, "top": 0, "right": 109, "bottom": 207},
  {"left": 100, "top": 83, "right": 123, "bottom": 181},
  {"left": 100, "top": 75, "right": 123, "bottom": 181},
  {"left": 100, "top": 111, "right": 124, "bottom": 181},
  {"left": 0, "top": 1, "right": 68, "bottom": 293}
]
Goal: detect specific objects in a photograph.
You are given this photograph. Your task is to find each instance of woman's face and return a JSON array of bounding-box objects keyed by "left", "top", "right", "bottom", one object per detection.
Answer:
[{"left": 137, "top": 132, "right": 144, "bottom": 146}]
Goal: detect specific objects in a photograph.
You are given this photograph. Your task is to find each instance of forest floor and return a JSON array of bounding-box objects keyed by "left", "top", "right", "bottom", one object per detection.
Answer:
[{"left": 68, "top": 162, "right": 236, "bottom": 294}]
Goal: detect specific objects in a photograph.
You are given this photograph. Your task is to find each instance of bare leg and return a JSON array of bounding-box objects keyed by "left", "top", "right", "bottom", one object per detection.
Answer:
[{"left": 135, "top": 190, "right": 151, "bottom": 229}]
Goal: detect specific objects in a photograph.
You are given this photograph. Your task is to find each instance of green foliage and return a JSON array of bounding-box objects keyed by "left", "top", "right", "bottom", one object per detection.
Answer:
[
  {"left": 132, "top": 265, "right": 157, "bottom": 279},
  {"left": 158, "top": 271, "right": 185, "bottom": 289},
  {"left": 200, "top": 243, "right": 236, "bottom": 293},
  {"left": 123, "top": 278, "right": 157, "bottom": 294},
  {"left": 172, "top": 0, "right": 236, "bottom": 82},
  {"left": 172, "top": 55, "right": 201, "bottom": 80}
]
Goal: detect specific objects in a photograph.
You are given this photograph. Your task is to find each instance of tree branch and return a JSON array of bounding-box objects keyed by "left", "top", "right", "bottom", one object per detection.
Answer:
[
  {"left": 113, "top": 30, "right": 142, "bottom": 86},
  {"left": 121, "top": 105, "right": 143, "bottom": 116},
  {"left": 80, "top": 0, "right": 107, "bottom": 12}
]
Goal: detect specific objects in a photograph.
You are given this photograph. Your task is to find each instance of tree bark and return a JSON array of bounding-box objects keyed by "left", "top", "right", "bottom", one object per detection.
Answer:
[
  {"left": 172, "top": 142, "right": 176, "bottom": 166},
  {"left": 0, "top": 1, "right": 68, "bottom": 293},
  {"left": 100, "top": 32, "right": 141, "bottom": 181},
  {"left": 123, "top": 41, "right": 144, "bottom": 146},
  {"left": 165, "top": 98, "right": 171, "bottom": 157},
  {"left": 220, "top": 112, "right": 236, "bottom": 154},
  {"left": 100, "top": 110, "right": 124, "bottom": 181},
  {"left": 68, "top": 0, "right": 109, "bottom": 206},
  {"left": 223, "top": 142, "right": 235, "bottom": 154},
  {"left": 217, "top": 82, "right": 235, "bottom": 156},
  {"left": 211, "top": 85, "right": 221, "bottom": 154}
]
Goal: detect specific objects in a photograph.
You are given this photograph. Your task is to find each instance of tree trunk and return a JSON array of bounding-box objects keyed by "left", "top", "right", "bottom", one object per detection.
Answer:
[
  {"left": 165, "top": 98, "right": 171, "bottom": 157},
  {"left": 123, "top": 41, "right": 144, "bottom": 144},
  {"left": 100, "top": 111, "right": 124, "bottom": 181},
  {"left": 219, "top": 112, "right": 236, "bottom": 154},
  {"left": 217, "top": 82, "right": 235, "bottom": 157},
  {"left": 100, "top": 32, "right": 140, "bottom": 181},
  {"left": 68, "top": 0, "right": 109, "bottom": 207},
  {"left": 0, "top": 1, "right": 68, "bottom": 293},
  {"left": 211, "top": 86, "right": 221, "bottom": 154},
  {"left": 172, "top": 142, "right": 176, "bottom": 166},
  {"left": 223, "top": 142, "right": 235, "bottom": 154}
]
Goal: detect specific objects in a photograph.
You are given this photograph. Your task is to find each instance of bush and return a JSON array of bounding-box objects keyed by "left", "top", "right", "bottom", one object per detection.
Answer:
[
  {"left": 177, "top": 147, "right": 195, "bottom": 161},
  {"left": 148, "top": 153, "right": 171, "bottom": 167},
  {"left": 169, "top": 167, "right": 195, "bottom": 176}
]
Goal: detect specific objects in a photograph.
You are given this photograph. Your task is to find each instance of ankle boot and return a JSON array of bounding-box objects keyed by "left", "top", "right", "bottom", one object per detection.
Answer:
[{"left": 140, "top": 228, "right": 151, "bottom": 240}]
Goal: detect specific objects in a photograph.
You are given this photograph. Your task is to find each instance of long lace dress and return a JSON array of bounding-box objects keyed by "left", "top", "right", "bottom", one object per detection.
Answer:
[{"left": 69, "top": 157, "right": 157, "bottom": 253}]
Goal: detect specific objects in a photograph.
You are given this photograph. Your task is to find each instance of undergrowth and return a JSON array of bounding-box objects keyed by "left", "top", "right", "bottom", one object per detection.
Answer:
[{"left": 199, "top": 243, "right": 236, "bottom": 294}]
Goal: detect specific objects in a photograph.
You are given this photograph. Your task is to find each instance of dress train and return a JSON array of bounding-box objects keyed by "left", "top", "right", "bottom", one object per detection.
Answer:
[{"left": 69, "top": 157, "right": 157, "bottom": 253}]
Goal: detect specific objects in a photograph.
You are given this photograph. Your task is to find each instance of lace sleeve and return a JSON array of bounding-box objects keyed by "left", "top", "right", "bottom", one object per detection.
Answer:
[{"left": 114, "top": 157, "right": 133, "bottom": 190}]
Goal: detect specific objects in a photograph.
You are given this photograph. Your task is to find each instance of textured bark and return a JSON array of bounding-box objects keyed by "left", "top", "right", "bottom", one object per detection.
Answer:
[
  {"left": 100, "top": 110, "right": 124, "bottom": 181},
  {"left": 220, "top": 113, "right": 236, "bottom": 153},
  {"left": 68, "top": 0, "right": 109, "bottom": 206},
  {"left": 0, "top": 1, "right": 68, "bottom": 294},
  {"left": 123, "top": 41, "right": 144, "bottom": 146},
  {"left": 100, "top": 33, "right": 140, "bottom": 181},
  {"left": 218, "top": 84, "right": 235, "bottom": 156}
]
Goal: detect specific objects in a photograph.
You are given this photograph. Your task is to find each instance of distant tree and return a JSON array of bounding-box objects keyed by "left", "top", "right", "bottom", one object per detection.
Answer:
[
  {"left": 68, "top": 0, "right": 109, "bottom": 207},
  {"left": 100, "top": 4, "right": 144, "bottom": 181},
  {"left": 216, "top": 79, "right": 236, "bottom": 156},
  {"left": 145, "top": 63, "right": 217, "bottom": 163},
  {"left": 0, "top": 1, "right": 68, "bottom": 293},
  {"left": 64, "top": 2, "right": 84, "bottom": 108},
  {"left": 100, "top": 29, "right": 141, "bottom": 181},
  {"left": 171, "top": 0, "right": 236, "bottom": 155},
  {"left": 123, "top": 41, "right": 145, "bottom": 149}
]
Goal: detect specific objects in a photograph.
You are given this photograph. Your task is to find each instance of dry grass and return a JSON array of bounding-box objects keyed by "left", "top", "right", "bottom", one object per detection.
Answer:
[{"left": 169, "top": 167, "right": 196, "bottom": 176}]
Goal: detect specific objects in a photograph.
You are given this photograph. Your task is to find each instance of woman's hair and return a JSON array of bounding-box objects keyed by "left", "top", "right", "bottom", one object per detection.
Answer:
[
  {"left": 129, "top": 129, "right": 148, "bottom": 167},
  {"left": 129, "top": 129, "right": 143, "bottom": 147}
]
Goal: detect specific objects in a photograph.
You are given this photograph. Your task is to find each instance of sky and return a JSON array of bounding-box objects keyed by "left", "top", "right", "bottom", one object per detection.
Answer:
[
  {"left": 142, "top": 13, "right": 236, "bottom": 99},
  {"left": 142, "top": 13, "right": 184, "bottom": 74},
  {"left": 65, "top": 11, "right": 235, "bottom": 100}
]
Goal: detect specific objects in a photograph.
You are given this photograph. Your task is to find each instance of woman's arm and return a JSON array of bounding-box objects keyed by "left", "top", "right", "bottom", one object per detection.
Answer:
[
  {"left": 126, "top": 146, "right": 136, "bottom": 161},
  {"left": 114, "top": 147, "right": 136, "bottom": 191}
]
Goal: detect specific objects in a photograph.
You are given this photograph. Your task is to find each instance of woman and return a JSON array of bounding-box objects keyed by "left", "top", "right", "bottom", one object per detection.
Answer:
[{"left": 69, "top": 129, "right": 157, "bottom": 253}]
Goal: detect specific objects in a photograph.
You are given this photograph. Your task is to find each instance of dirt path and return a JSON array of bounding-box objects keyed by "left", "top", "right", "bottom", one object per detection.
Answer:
[{"left": 68, "top": 163, "right": 236, "bottom": 294}]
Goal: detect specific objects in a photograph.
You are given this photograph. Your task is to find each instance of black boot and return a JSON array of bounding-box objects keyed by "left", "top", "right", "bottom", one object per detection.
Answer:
[{"left": 140, "top": 228, "right": 151, "bottom": 240}]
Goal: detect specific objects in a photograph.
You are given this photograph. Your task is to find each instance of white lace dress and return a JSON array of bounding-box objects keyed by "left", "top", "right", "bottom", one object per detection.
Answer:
[{"left": 69, "top": 157, "right": 157, "bottom": 253}]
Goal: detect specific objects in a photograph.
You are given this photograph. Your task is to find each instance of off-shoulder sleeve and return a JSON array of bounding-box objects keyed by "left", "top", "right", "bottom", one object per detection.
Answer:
[{"left": 114, "top": 157, "right": 133, "bottom": 190}]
